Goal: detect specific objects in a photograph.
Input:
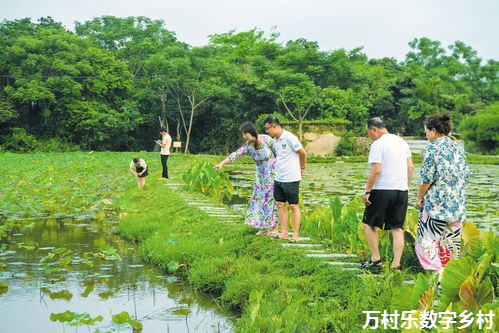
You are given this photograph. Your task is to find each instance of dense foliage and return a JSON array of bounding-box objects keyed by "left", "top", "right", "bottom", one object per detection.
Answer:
[{"left": 0, "top": 16, "right": 497, "bottom": 153}]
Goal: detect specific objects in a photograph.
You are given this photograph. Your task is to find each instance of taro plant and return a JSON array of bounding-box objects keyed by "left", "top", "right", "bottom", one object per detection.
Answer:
[
  {"left": 390, "top": 226, "right": 498, "bottom": 332},
  {"left": 183, "top": 161, "right": 233, "bottom": 201},
  {"left": 302, "top": 196, "right": 365, "bottom": 254}
]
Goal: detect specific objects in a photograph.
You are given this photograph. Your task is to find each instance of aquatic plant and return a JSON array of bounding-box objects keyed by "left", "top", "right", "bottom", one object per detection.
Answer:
[
  {"left": 301, "top": 195, "right": 366, "bottom": 254},
  {"left": 50, "top": 310, "right": 103, "bottom": 330},
  {"left": 112, "top": 311, "right": 143, "bottom": 332},
  {"left": 183, "top": 161, "right": 234, "bottom": 201}
]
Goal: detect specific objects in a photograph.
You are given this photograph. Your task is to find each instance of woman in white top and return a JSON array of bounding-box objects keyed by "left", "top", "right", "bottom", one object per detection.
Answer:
[{"left": 129, "top": 157, "right": 148, "bottom": 189}]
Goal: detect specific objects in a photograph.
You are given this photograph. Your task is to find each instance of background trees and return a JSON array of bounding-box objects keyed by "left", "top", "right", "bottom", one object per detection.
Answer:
[{"left": 0, "top": 17, "right": 497, "bottom": 154}]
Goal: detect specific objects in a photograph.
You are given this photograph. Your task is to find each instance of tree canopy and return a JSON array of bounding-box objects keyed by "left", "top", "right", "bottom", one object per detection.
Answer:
[{"left": 0, "top": 17, "right": 497, "bottom": 154}]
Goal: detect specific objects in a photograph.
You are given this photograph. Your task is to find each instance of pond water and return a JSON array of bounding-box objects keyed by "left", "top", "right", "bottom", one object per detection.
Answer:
[
  {"left": 0, "top": 219, "right": 232, "bottom": 333},
  {"left": 227, "top": 162, "right": 498, "bottom": 230}
]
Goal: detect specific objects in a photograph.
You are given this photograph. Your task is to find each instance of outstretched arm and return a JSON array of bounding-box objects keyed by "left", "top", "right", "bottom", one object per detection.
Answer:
[{"left": 214, "top": 157, "right": 231, "bottom": 170}]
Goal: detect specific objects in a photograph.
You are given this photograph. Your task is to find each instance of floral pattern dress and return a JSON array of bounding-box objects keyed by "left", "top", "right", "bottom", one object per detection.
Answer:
[
  {"left": 415, "top": 136, "right": 470, "bottom": 270},
  {"left": 227, "top": 134, "right": 279, "bottom": 229}
]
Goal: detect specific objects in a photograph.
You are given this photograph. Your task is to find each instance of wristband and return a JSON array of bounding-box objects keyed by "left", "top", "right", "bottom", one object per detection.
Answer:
[{"left": 365, "top": 191, "right": 371, "bottom": 195}]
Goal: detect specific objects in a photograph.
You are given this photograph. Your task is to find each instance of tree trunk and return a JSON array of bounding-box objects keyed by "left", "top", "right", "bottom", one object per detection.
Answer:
[
  {"left": 298, "top": 118, "right": 303, "bottom": 142},
  {"left": 160, "top": 95, "right": 168, "bottom": 131},
  {"left": 184, "top": 102, "right": 195, "bottom": 154}
]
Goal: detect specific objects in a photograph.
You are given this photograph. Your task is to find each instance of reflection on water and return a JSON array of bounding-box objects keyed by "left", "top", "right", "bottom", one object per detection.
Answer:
[
  {"left": 0, "top": 220, "right": 232, "bottom": 332},
  {"left": 227, "top": 162, "right": 498, "bottom": 230}
]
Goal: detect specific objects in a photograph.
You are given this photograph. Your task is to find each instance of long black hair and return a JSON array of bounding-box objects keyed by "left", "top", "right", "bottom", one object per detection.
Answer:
[{"left": 240, "top": 122, "right": 259, "bottom": 149}]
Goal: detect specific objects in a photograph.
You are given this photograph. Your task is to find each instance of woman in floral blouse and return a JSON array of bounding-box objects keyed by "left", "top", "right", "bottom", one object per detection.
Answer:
[
  {"left": 415, "top": 113, "right": 470, "bottom": 273},
  {"left": 214, "top": 122, "right": 279, "bottom": 235}
]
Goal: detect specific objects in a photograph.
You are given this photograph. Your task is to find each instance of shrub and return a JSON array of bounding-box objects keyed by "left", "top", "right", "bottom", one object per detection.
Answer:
[
  {"left": 0, "top": 127, "right": 39, "bottom": 152},
  {"left": 36, "top": 138, "right": 80, "bottom": 152},
  {"left": 459, "top": 102, "right": 499, "bottom": 154},
  {"left": 335, "top": 131, "right": 369, "bottom": 156}
]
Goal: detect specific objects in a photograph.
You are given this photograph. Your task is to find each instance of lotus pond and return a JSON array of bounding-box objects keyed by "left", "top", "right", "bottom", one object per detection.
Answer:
[{"left": 0, "top": 152, "right": 232, "bottom": 333}]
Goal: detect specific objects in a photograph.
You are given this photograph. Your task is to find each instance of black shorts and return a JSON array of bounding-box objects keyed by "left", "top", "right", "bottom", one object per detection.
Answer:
[
  {"left": 274, "top": 181, "right": 300, "bottom": 205},
  {"left": 136, "top": 166, "right": 149, "bottom": 178},
  {"left": 362, "top": 190, "right": 408, "bottom": 230}
]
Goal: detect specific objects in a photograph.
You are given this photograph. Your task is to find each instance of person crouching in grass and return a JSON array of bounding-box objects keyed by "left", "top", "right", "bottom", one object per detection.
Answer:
[{"left": 129, "top": 157, "right": 149, "bottom": 189}]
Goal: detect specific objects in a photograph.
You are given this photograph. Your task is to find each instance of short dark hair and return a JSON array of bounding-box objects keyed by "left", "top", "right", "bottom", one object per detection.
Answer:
[
  {"left": 160, "top": 127, "right": 167, "bottom": 132},
  {"left": 263, "top": 116, "right": 281, "bottom": 126},
  {"left": 133, "top": 157, "right": 140, "bottom": 163},
  {"left": 367, "top": 117, "right": 386, "bottom": 129},
  {"left": 424, "top": 113, "right": 452, "bottom": 135}
]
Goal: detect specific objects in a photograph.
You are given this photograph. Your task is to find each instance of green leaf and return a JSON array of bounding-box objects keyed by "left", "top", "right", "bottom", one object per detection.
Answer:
[
  {"left": 167, "top": 261, "right": 179, "bottom": 273},
  {"left": 172, "top": 307, "right": 191, "bottom": 316},
  {"left": 50, "top": 310, "right": 75, "bottom": 323},
  {"left": 440, "top": 256, "right": 475, "bottom": 305},
  {"left": 249, "top": 289, "right": 264, "bottom": 323}
]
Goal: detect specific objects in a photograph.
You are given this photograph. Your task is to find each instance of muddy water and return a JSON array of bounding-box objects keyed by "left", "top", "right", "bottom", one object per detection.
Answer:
[
  {"left": 0, "top": 219, "right": 232, "bottom": 332},
  {"left": 227, "top": 162, "right": 498, "bottom": 230}
]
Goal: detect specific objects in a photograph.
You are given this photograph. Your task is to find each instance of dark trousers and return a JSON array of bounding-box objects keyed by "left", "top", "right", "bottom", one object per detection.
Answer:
[{"left": 161, "top": 154, "right": 169, "bottom": 178}]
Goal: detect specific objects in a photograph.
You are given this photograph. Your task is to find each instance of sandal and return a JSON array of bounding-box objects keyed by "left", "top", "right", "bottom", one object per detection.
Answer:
[
  {"left": 358, "top": 258, "right": 383, "bottom": 271},
  {"left": 256, "top": 230, "right": 268, "bottom": 235}
]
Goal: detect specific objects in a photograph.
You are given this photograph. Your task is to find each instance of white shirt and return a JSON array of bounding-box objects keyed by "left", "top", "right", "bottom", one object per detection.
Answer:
[
  {"left": 161, "top": 133, "right": 172, "bottom": 155},
  {"left": 130, "top": 159, "right": 147, "bottom": 169},
  {"left": 274, "top": 129, "right": 303, "bottom": 182},
  {"left": 368, "top": 133, "right": 411, "bottom": 191}
]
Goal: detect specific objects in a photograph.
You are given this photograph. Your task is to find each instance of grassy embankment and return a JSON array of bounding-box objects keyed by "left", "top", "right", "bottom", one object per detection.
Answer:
[{"left": 117, "top": 153, "right": 412, "bottom": 332}]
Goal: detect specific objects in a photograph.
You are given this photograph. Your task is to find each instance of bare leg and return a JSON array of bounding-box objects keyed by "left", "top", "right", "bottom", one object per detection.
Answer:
[
  {"left": 363, "top": 224, "right": 381, "bottom": 261},
  {"left": 289, "top": 204, "right": 301, "bottom": 241},
  {"left": 276, "top": 202, "right": 288, "bottom": 239},
  {"left": 391, "top": 228, "right": 404, "bottom": 268}
]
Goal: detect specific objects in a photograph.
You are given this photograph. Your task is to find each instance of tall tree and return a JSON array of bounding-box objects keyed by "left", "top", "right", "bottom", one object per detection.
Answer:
[{"left": 2, "top": 21, "right": 137, "bottom": 149}]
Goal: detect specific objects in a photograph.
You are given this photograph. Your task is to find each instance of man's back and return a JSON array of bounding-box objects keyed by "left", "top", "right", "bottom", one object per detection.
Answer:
[{"left": 369, "top": 134, "right": 411, "bottom": 191}]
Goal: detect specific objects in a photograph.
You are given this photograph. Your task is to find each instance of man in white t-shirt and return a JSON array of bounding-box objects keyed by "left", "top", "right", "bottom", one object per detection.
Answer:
[
  {"left": 155, "top": 127, "right": 172, "bottom": 180},
  {"left": 264, "top": 116, "right": 307, "bottom": 242},
  {"left": 359, "top": 117, "right": 414, "bottom": 272}
]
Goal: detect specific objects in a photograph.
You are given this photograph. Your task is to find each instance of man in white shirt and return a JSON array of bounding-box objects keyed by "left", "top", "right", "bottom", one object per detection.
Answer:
[
  {"left": 155, "top": 127, "right": 172, "bottom": 180},
  {"left": 359, "top": 117, "right": 414, "bottom": 272},
  {"left": 264, "top": 116, "right": 307, "bottom": 242}
]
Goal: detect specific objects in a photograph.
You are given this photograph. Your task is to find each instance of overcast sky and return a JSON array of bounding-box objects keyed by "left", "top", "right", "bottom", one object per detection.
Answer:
[{"left": 2, "top": 0, "right": 498, "bottom": 61}]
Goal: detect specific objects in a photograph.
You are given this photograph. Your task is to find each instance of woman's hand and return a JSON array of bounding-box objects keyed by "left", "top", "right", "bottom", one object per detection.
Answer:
[
  {"left": 416, "top": 198, "right": 423, "bottom": 210},
  {"left": 213, "top": 163, "right": 223, "bottom": 170}
]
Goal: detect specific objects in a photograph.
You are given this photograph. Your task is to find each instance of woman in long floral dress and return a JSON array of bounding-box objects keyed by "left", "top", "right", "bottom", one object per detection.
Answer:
[
  {"left": 214, "top": 122, "right": 279, "bottom": 235},
  {"left": 415, "top": 113, "right": 470, "bottom": 274}
]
